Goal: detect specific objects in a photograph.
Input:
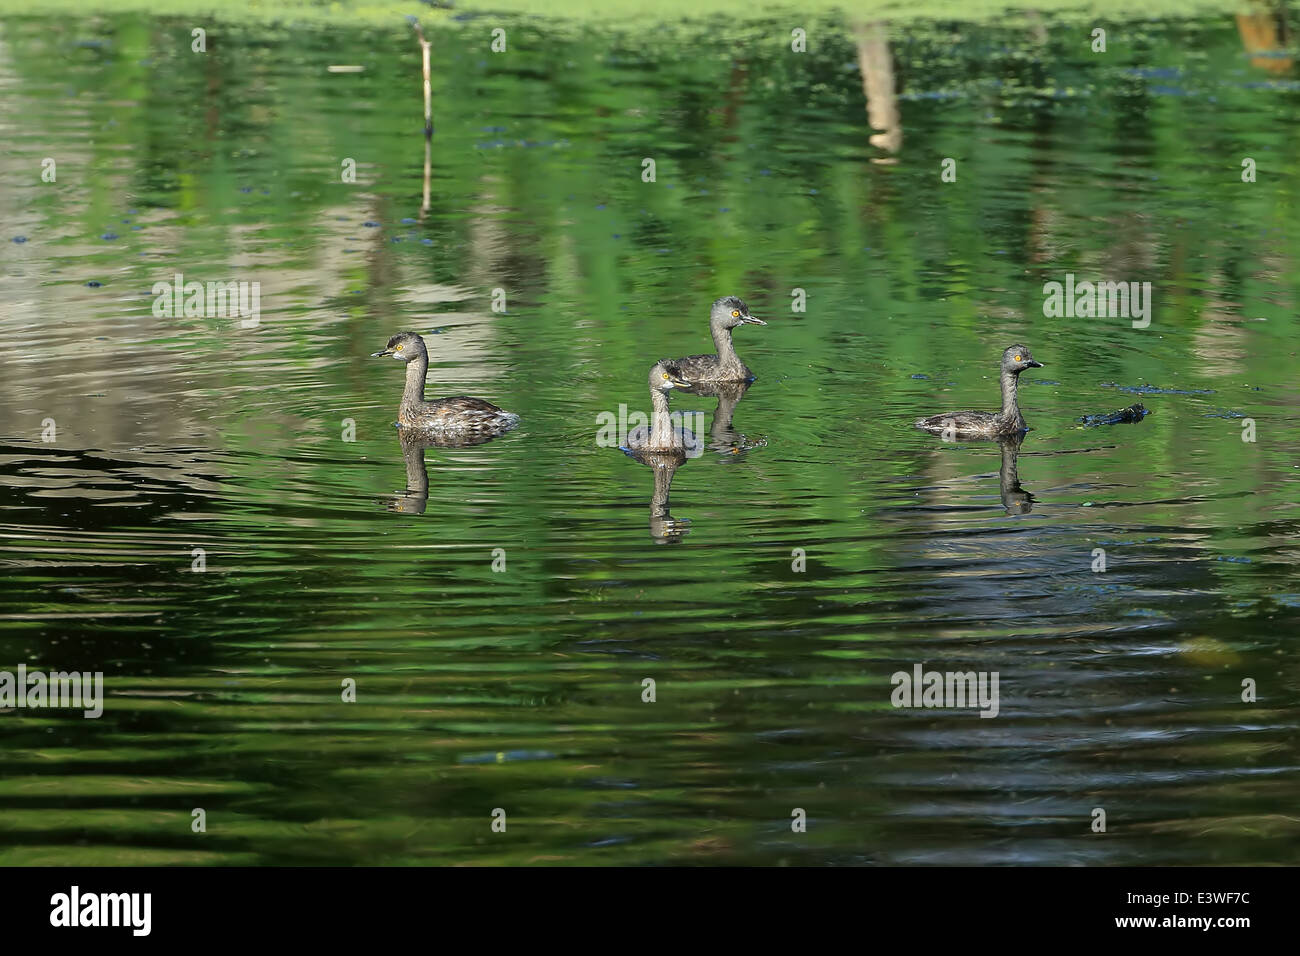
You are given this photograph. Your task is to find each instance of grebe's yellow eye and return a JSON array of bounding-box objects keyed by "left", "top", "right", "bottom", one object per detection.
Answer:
[
  {"left": 1013, "top": 354, "right": 1022, "bottom": 362},
  {"left": 731, "top": 310, "right": 740, "bottom": 318},
  {"left": 395, "top": 344, "right": 404, "bottom": 352},
  {"left": 662, "top": 372, "right": 669, "bottom": 379}
]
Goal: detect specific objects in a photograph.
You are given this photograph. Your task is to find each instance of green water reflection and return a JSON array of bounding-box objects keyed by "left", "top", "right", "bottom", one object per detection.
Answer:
[{"left": 0, "top": 8, "right": 1298, "bottom": 865}]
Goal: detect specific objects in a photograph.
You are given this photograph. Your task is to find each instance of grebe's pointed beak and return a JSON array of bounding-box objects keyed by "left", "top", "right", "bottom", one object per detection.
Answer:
[
  {"left": 1027, "top": 359, "right": 1044, "bottom": 368},
  {"left": 371, "top": 348, "right": 394, "bottom": 357},
  {"left": 740, "top": 315, "right": 766, "bottom": 326},
  {"left": 670, "top": 375, "right": 692, "bottom": 388}
]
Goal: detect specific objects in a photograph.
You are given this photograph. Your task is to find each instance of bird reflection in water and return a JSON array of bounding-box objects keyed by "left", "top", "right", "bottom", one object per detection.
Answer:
[
  {"left": 677, "top": 379, "right": 767, "bottom": 456},
  {"left": 997, "top": 434, "right": 1034, "bottom": 515},
  {"left": 625, "top": 448, "right": 689, "bottom": 544},
  {"left": 387, "top": 428, "right": 504, "bottom": 516},
  {"left": 922, "top": 433, "right": 1036, "bottom": 517}
]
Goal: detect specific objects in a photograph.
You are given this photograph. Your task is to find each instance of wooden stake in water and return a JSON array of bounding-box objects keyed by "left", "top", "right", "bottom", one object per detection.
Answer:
[
  {"left": 418, "top": 35, "right": 432, "bottom": 139},
  {"left": 409, "top": 18, "right": 434, "bottom": 217}
]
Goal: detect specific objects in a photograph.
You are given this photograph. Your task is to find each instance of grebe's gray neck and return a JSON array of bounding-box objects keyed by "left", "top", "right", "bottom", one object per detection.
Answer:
[
  {"left": 650, "top": 387, "right": 679, "bottom": 448},
  {"left": 999, "top": 369, "right": 1022, "bottom": 423},
  {"left": 402, "top": 352, "right": 428, "bottom": 411},
  {"left": 710, "top": 323, "right": 741, "bottom": 370}
]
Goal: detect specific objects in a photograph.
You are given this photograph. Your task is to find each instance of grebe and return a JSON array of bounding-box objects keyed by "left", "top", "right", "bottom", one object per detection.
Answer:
[
  {"left": 624, "top": 360, "right": 696, "bottom": 453},
  {"left": 372, "top": 332, "right": 519, "bottom": 436},
  {"left": 669, "top": 295, "right": 766, "bottom": 383},
  {"left": 915, "top": 345, "right": 1043, "bottom": 438}
]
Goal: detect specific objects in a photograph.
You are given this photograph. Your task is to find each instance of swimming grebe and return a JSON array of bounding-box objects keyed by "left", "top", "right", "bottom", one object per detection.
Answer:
[
  {"left": 624, "top": 360, "right": 697, "bottom": 453},
  {"left": 915, "top": 345, "right": 1043, "bottom": 438},
  {"left": 669, "top": 296, "right": 766, "bottom": 383},
  {"left": 372, "top": 332, "right": 519, "bottom": 436}
]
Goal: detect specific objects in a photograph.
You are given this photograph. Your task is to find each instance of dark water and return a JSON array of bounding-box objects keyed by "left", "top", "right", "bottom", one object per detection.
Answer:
[{"left": 1, "top": 11, "right": 1298, "bottom": 865}]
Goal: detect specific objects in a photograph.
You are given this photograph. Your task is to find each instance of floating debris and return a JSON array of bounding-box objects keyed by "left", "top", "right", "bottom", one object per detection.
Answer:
[
  {"left": 1079, "top": 403, "right": 1149, "bottom": 426},
  {"left": 458, "top": 749, "right": 555, "bottom": 764}
]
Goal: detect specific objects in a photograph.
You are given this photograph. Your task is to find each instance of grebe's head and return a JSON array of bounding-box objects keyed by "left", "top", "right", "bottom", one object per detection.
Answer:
[
  {"left": 372, "top": 332, "right": 426, "bottom": 362},
  {"left": 709, "top": 295, "right": 765, "bottom": 330},
  {"left": 649, "top": 360, "right": 691, "bottom": 392},
  {"left": 1002, "top": 345, "right": 1043, "bottom": 374}
]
